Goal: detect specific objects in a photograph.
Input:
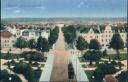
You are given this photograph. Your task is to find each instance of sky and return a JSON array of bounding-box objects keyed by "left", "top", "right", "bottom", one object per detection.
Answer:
[{"left": 1, "top": 0, "right": 127, "bottom": 18}]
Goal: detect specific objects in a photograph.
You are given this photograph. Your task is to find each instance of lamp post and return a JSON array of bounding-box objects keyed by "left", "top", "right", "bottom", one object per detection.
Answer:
[
  {"left": 126, "top": 28, "right": 128, "bottom": 71},
  {"left": 8, "top": 48, "right": 12, "bottom": 82}
]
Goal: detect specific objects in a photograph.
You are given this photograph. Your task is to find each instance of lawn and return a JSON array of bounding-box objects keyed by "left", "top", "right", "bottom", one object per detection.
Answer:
[
  {"left": 103, "top": 54, "right": 127, "bottom": 60},
  {"left": 84, "top": 70, "right": 94, "bottom": 82},
  {"left": 0, "top": 53, "right": 21, "bottom": 60}
]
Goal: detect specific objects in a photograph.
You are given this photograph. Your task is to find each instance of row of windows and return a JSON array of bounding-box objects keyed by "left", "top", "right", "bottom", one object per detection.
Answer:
[
  {"left": 22, "top": 32, "right": 46, "bottom": 36},
  {"left": 4, "top": 44, "right": 9, "bottom": 47},
  {"left": 86, "top": 34, "right": 125, "bottom": 39}
]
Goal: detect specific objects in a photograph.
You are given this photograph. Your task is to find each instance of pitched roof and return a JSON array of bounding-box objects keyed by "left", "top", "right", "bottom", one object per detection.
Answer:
[{"left": 1, "top": 31, "right": 13, "bottom": 38}]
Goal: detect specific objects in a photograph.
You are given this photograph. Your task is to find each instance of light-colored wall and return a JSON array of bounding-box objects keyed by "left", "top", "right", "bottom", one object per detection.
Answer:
[
  {"left": 1, "top": 36, "right": 16, "bottom": 50},
  {"left": 80, "top": 25, "right": 127, "bottom": 49}
]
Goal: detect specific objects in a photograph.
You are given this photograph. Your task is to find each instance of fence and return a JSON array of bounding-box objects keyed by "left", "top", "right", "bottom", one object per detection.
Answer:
[
  {"left": 71, "top": 54, "right": 89, "bottom": 82},
  {"left": 39, "top": 54, "right": 54, "bottom": 82}
]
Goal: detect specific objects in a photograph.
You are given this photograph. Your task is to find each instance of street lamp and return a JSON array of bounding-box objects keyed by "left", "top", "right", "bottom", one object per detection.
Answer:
[
  {"left": 8, "top": 48, "right": 12, "bottom": 82},
  {"left": 9, "top": 76, "right": 12, "bottom": 82},
  {"left": 92, "top": 76, "right": 95, "bottom": 79},
  {"left": 126, "top": 28, "right": 128, "bottom": 71}
]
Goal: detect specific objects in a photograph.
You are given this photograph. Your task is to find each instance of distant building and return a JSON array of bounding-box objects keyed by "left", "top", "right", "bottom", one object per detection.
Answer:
[
  {"left": 79, "top": 25, "right": 127, "bottom": 49},
  {"left": 20, "top": 29, "right": 49, "bottom": 41},
  {"left": 1, "top": 26, "right": 50, "bottom": 50}
]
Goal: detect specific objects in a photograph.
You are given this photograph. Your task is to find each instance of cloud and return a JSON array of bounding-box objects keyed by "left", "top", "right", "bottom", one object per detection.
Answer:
[
  {"left": 14, "top": 10, "right": 21, "bottom": 13},
  {"left": 35, "top": 6, "right": 46, "bottom": 10},
  {"left": 5, "top": 7, "right": 18, "bottom": 10},
  {"left": 77, "top": 1, "right": 84, "bottom": 8}
]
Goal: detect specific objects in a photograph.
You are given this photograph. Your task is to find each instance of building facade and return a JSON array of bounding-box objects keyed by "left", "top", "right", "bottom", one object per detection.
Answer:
[
  {"left": 1, "top": 31, "right": 16, "bottom": 50},
  {"left": 1, "top": 27, "right": 50, "bottom": 50},
  {"left": 80, "top": 25, "right": 127, "bottom": 49}
]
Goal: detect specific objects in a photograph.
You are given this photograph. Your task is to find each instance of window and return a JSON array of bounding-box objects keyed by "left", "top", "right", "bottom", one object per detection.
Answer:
[{"left": 102, "top": 39, "right": 104, "bottom": 42}]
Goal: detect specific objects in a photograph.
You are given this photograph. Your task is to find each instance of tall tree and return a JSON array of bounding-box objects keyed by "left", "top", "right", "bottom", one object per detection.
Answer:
[
  {"left": 14, "top": 37, "right": 27, "bottom": 50},
  {"left": 93, "top": 62, "right": 117, "bottom": 81},
  {"left": 36, "top": 36, "right": 49, "bottom": 52},
  {"left": 28, "top": 39, "right": 36, "bottom": 49},
  {"left": 76, "top": 36, "right": 88, "bottom": 51},
  {"left": 109, "top": 33, "right": 124, "bottom": 60},
  {"left": 89, "top": 39, "right": 101, "bottom": 50},
  {"left": 62, "top": 25, "right": 77, "bottom": 48},
  {"left": 48, "top": 26, "right": 59, "bottom": 47},
  {"left": 83, "top": 50, "right": 102, "bottom": 65},
  {"left": 117, "top": 70, "right": 128, "bottom": 82}
]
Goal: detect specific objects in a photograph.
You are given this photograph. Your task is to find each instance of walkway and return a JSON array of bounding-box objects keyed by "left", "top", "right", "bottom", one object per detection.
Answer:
[{"left": 50, "top": 26, "right": 77, "bottom": 81}]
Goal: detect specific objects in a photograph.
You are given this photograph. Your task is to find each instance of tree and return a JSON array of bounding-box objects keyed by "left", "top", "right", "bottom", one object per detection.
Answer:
[
  {"left": 102, "top": 49, "right": 108, "bottom": 57},
  {"left": 28, "top": 39, "right": 36, "bottom": 49},
  {"left": 83, "top": 50, "right": 102, "bottom": 65},
  {"left": 93, "top": 63, "right": 117, "bottom": 81},
  {"left": 48, "top": 26, "right": 59, "bottom": 47},
  {"left": 76, "top": 36, "right": 88, "bottom": 51},
  {"left": 109, "top": 33, "right": 124, "bottom": 60},
  {"left": 116, "top": 70, "right": 128, "bottom": 82},
  {"left": 36, "top": 36, "right": 49, "bottom": 52},
  {"left": 0, "top": 69, "right": 22, "bottom": 82},
  {"left": 62, "top": 25, "right": 77, "bottom": 48},
  {"left": 14, "top": 37, "right": 27, "bottom": 50},
  {"left": 22, "top": 51, "right": 44, "bottom": 62},
  {"left": 89, "top": 39, "right": 101, "bottom": 50}
]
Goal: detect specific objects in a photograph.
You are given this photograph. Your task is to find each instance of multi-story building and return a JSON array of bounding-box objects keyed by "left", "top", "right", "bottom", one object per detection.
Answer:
[
  {"left": 1, "top": 31, "right": 16, "bottom": 50},
  {"left": 1, "top": 26, "right": 50, "bottom": 50},
  {"left": 20, "top": 29, "right": 49, "bottom": 41},
  {"left": 79, "top": 25, "right": 127, "bottom": 49}
]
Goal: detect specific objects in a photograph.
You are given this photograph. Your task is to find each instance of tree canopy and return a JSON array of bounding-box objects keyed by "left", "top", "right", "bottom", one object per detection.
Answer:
[
  {"left": 89, "top": 39, "right": 101, "bottom": 50},
  {"left": 36, "top": 36, "right": 49, "bottom": 52},
  {"left": 76, "top": 36, "right": 88, "bottom": 51},
  {"left": 116, "top": 70, "right": 128, "bottom": 82},
  {"left": 62, "top": 25, "right": 77, "bottom": 45},
  {"left": 109, "top": 33, "right": 124, "bottom": 60},
  {"left": 109, "top": 33, "right": 124, "bottom": 50},
  {"left": 0, "top": 69, "right": 22, "bottom": 82},
  {"left": 14, "top": 37, "right": 27, "bottom": 49},
  {"left": 48, "top": 26, "right": 59, "bottom": 47},
  {"left": 93, "top": 62, "right": 117, "bottom": 81},
  {"left": 28, "top": 39, "right": 36, "bottom": 49},
  {"left": 83, "top": 50, "right": 102, "bottom": 65}
]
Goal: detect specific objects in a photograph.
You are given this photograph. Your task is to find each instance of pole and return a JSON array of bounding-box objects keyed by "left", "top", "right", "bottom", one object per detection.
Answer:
[
  {"left": 126, "top": 27, "right": 128, "bottom": 71},
  {"left": 126, "top": 0, "right": 128, "bottom": 71}
]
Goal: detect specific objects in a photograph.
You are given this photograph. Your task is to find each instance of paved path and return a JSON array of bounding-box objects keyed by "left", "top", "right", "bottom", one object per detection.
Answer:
[{"left": 50, "top": 27, "right": 77, "bottom": 81}]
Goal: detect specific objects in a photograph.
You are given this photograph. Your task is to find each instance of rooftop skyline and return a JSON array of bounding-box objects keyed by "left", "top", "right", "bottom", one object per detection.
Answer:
[{"left": 1, "top": 0, "right": 127, "bottom": 18}]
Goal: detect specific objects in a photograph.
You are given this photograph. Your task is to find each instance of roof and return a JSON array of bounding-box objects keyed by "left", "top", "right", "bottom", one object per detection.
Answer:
[
  {"left": 112, "top": 26, "right": 126, "bottom": 33},
  {"left": 104, "top": 75, "right": 118, "bottom": 82},
  {"left": 1, "top": 31, "right": 13, "bottom": 38}
]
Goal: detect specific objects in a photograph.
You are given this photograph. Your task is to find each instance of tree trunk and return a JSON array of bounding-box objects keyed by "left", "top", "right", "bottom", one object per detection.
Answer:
[
  {"left": 116, "top": 50, "right": 120, "bottom": 60},
  {"left": 89, "top": 61, "right": 92, "bottom": 65}
]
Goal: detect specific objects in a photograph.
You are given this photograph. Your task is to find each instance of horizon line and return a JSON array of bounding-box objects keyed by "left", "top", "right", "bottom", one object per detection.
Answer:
[{"left": 1, "top": 16, "right": 127, "bottom": 19}]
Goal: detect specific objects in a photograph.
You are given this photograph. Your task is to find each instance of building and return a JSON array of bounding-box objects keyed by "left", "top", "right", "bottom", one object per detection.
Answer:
[
  {"left": 18, "top": 29, "right": 49, "bottom": 41},
  {"left": 1, "top": 31, "right": 16, "bottom": 50},
  {"left": 79, "top": 25, "right": 127, "bottom": 49},
  {"left": 1, "top": 25, "right": 50, "bottom": 50}
]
